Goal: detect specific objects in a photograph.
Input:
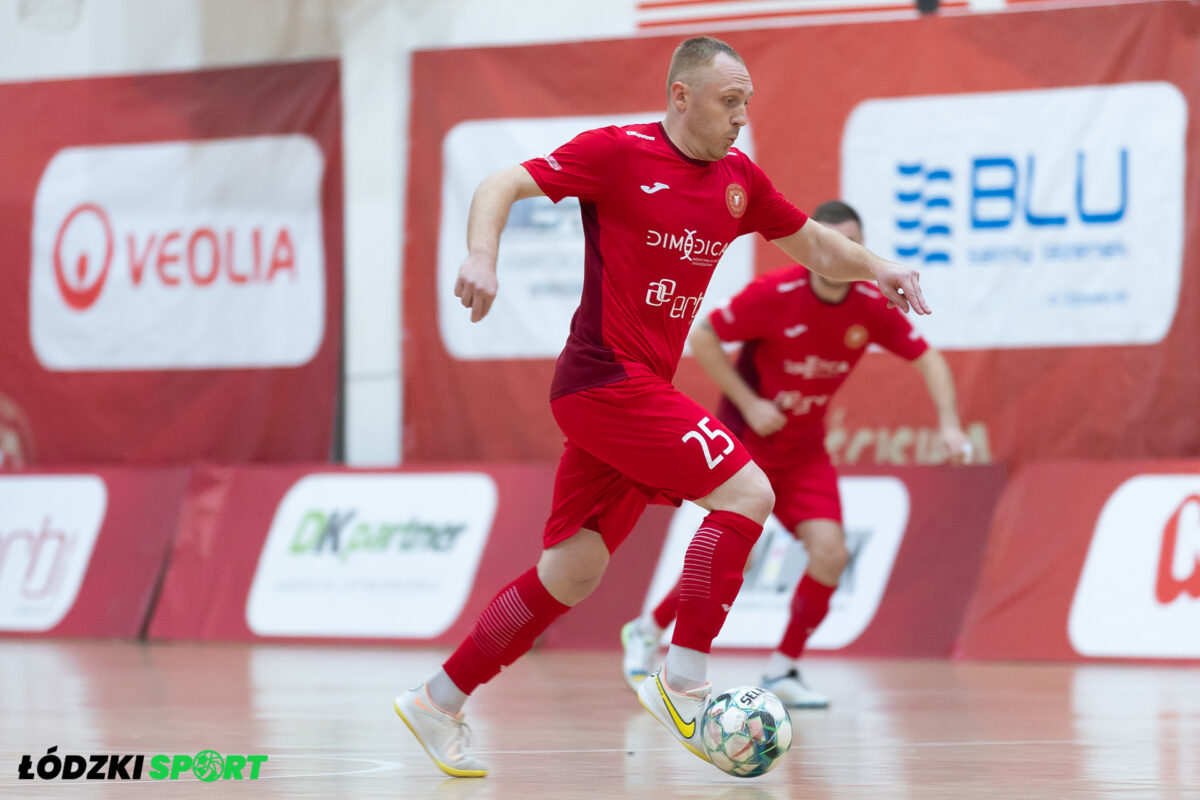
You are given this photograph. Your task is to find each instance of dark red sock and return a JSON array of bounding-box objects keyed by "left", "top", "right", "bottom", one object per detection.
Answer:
[
  {"left": 670, "top": 510, "right": 762, "bottom": 653},
  {"left": 443, "top": 567, "right": 570, "bottom": 694},
  {"left": 651, "top": 578, "right": 682, "bottom": 629},
  {"left": 778, "top": 572, "right": 836, "bottom": 659}
]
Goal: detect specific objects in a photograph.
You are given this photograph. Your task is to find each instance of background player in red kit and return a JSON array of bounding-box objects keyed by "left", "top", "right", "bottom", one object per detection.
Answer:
[
  {"left": 395, "top": 39, "right": 931, "bottom": 777},
  {"left": 621, "top": 200, "right": 970, "bottom": 708}
]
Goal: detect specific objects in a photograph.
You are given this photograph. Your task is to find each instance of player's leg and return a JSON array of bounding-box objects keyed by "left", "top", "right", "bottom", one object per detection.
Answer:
[
  {"left": 397, "top": 444, "right": 644, "bottom": 777},
  {"left": 548, "top": 376, "right": 771, "bottom": 760},
  {"left": 762, "top": 454, "right": 847, "bottom": 709},
  {"left": 636, "top": 461, "right": 771, "bottom": 761}
]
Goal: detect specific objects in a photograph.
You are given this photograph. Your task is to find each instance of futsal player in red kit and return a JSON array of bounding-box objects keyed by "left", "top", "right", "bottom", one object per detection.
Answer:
[
  {"left": 395, "top": 38, "right": 930, "bottom": 777},
  {"left": 621, "top": 200, "right": 971, "bottom": 709}
]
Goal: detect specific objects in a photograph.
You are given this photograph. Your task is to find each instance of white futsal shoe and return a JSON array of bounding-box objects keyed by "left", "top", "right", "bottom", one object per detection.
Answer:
[
  {"left": 394, "top": 684, "right": 488, "bottom": 778},
  {"left": 621, "top": 620, "right": 661, "bottom": 691},
  {"left": 762, "top": 668, "right": 830, "bottom": 709},
  {"left": 636, "top": 669, "right": 712, "bottom": 763}
]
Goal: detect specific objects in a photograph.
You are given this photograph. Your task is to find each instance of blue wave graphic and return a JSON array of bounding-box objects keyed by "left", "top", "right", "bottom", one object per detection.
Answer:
[{"left": 892, "top": 161, "right": 954, "bottom": 266}]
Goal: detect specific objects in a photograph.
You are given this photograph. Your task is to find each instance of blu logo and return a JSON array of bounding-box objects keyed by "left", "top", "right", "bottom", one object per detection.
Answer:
[{"left": 971, "top": 150, "right": 1128, "bottom": 230}]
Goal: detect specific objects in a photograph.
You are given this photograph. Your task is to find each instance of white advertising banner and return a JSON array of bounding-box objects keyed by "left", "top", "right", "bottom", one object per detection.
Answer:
[
  {"left": 1069, "top": 475, "right": 1200, "bottom": 658},
  {"left": 0, "top": 475, "right": 107, "bottom": 631},
  {"left": 437, "top": 114, "right": 756, "bottom": 359},
  {"left": 842, "top": 82, "right": 1186, "bottom": 349},
  {"left": 31, "top": 135, "right": 327, "bottom": 370},
  {"left": 245, "top": 473, "right": 497, "bottom": 638}
]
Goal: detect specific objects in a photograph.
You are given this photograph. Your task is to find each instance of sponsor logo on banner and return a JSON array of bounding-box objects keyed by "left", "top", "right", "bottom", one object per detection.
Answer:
[
  {"left": 644, "top": 477, "right": 908, "bottom": 649},
  {"left": 842, "top": 83, "right": 1186, "bottom": 349},
  {"left": 0, "top": 476, "right": 107, "bottom": 631},
  {"left": 437, "top": 114, "right": 755, "bottom": 359},
  {"left": 245, "top": 473, "right": 497, "bottom": 638},
  {"left": 30, "top": 135, "right": 326, "bottom": 370},
  {"left": 1069, "top": 475, "right": 1200, "bottom": 658}
]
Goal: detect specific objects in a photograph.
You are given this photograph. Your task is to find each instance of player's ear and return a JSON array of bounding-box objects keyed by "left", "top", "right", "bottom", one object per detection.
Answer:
[{"left": 669, "top": 81, "right": 689, "bottom": 110}]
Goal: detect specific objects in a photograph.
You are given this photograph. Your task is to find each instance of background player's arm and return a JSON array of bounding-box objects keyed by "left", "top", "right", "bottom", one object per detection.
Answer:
[
  {"left": 770, "top": 221, "right": 930, "bottom": 315},
  {"left": 456, "top": 165, "right": 546, "bottom": 322},
  {"left": 912, "top": 348, "right": 972, "bottom": 465},
  {"left": 689, "top": 319, "right": 787, "bottom": 437}
]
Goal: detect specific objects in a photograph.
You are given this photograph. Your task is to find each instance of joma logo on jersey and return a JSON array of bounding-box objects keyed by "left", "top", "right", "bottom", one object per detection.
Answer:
[
  {"left": 783, "top": 355, "right": 850, "bottom": 379},
  {"left": 646, "top": 278, "right": 704, "bottom": 321},
  {"left": 645, "top": 229, "right": 729, "bottom": 267}
]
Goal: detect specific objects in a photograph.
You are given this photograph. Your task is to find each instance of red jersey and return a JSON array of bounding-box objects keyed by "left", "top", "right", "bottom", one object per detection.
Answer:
[
  {"left": 707, "top": 266, "right": 930, "bottom": 467},
  {"left": 521, "top": 122, "right": 807, "bottom": 399}
]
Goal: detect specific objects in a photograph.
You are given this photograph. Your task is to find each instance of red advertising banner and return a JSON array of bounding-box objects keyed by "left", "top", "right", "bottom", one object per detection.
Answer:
[
  {"left": 403, "top": 2, "right": 1200, "bottom": 467},
  {"left": 147, "top": 462, "right": 1003, "bottom": 657},
  {"left": 148, "top": 463, "right": 556, "bottom": 644},
  {"left": 0, "top": 61, "right": 343, "bottom": 466},
  {"left": 956, "top": 460, "right": 1200, "bottom": 663},
  {"left": 0, "top": 468, "right": 189, "bottom": 637}
]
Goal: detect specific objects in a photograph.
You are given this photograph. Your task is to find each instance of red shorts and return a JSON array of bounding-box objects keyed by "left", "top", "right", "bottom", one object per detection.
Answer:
[
  {"left": 543, "top": 372, "right": 752, "bottom": 552},
  {"left": 758, "top": 446, "right": 843, "bottom": 534}
]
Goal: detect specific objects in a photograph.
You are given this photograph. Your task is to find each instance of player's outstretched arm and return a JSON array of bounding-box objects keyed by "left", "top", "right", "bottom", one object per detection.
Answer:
[
  {"left": 689, "top": 320, "right": 786, "bottom": 437},
  {"left": 770, "top": 221, "right": 930, "bottom": 315},
  {"left": 456, "top": 165, "right": 546, "bottom": 322},
  {"left": 912, "top": 349, "right": 972, "bottom": 464}
]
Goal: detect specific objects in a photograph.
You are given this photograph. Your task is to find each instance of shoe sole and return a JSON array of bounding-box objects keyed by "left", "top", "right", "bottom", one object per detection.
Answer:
[
  {"left": 636, "top": 689, "right": 711, "bottom": 763},
  {"left": 394, "top": 699, "right": 488, "bottom": 778}
]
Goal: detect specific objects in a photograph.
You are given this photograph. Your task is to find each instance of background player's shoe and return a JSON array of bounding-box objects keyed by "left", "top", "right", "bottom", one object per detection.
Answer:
[
  {"left": 763, "top": 668, "right": 830, "bottom": 709},
  {"left": 621, "top": 620, "right": 659, "bottom": 691},
  {"left": 394, "top": 685, "right": 488, "bottom": 778},
  {"left": 636, "top": 669, "right": 712, "bottom": 762}
]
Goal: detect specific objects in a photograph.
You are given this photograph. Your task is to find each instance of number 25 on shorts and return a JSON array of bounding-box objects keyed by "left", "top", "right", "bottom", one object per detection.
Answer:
[{"left": 681, "top": 417, "right": 734, "bottom": 469}]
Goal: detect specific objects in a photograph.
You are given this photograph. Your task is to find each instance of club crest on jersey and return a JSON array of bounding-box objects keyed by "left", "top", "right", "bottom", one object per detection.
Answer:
[
  {"left": 725, "top": 183, "right": 747, "bottom": 218},
  {"left": 844, "top": 324, "right": 869, "bottom": 349}
]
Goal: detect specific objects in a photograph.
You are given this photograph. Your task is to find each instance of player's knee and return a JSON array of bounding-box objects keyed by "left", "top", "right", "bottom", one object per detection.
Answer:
[
  {"left": 806, "top": 531, "right": 850, "bottom": 576},
  {"left": 737, "top": 465, "right": 775, "bottom": 523},
  {"left": 538, "top": 536, "right": 610, "bottom": 606}
]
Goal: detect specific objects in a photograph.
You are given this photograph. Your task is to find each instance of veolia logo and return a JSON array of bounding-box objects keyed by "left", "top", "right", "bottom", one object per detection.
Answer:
[{"left": 53, "top": 203, "right": 113, "bottom": 311}]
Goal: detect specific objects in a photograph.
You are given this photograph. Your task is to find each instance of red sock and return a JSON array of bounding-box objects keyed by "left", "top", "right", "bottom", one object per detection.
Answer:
[
  {"left": 652, "top": 578, "right": 682, "bottom": 629},
  {"left": 778, "top": 572, "right": 836, "bottom": 659},
  {"left": 670, "top": 510, "right": 762, "bottom": 653},
  {"left": 443, "top": 567, "right": 569, "bottom": 694}
]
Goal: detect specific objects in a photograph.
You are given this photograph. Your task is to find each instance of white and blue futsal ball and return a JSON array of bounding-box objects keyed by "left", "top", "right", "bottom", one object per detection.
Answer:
[{"left": 700, "top": 685, "right": 793, "bottom": 777}]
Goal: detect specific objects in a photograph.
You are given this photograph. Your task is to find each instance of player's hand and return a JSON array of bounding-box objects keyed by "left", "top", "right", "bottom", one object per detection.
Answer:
[
  {"left": 742, "top": 397, "right": 787, "bottom": 438},
  {"left": 875, "top": 261, "right": 930, "bottom": 315},
  {"left": 455, "top": 253, "right": 499, "bottom": 322},
  {"left": 939, "top": 425, "right": 973, "bottom": 465}
]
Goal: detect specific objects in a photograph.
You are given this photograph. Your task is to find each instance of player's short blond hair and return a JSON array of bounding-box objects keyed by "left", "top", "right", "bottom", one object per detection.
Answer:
[{"left": 666, "top": 36, "right": 745, "bottom": 96}]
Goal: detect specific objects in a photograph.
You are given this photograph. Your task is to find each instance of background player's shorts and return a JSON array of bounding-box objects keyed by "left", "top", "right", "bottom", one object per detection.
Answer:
[
  {"left": 759, "top": 446, "right": 843, "bottom": 533},
  {"left": 544, "top": 372, "right": 752, "bottom": 552}
]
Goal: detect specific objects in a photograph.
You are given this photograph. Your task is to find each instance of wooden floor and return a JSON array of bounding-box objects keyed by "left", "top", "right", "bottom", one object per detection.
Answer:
[{"left": 1, "top": 640, "right": 1198, "bottom": 799}]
